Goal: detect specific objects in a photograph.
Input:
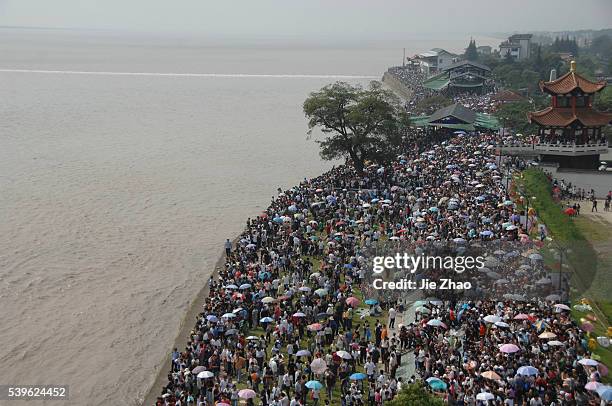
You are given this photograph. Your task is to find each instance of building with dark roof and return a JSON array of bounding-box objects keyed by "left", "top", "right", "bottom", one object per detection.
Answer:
[
  {"left": 423, "top": 60, "right": 493, "bottom": 95},
  {"left": 410, "top": 103, "right": 499, "bottom": 132}
]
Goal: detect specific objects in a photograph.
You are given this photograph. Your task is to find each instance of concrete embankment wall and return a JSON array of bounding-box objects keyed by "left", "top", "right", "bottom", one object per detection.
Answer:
[{"left": 381, "top": 71, "right": 414, "bottom": 101}]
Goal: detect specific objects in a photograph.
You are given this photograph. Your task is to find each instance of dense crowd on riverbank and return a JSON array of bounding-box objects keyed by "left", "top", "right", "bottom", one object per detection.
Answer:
[{"left": 154, "top": 124, "right": 609, "bottom": 405}]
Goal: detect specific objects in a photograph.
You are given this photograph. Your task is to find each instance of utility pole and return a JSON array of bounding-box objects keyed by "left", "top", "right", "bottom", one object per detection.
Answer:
[{"left": 403, "top": 48, "right": 406, "bottom": 67}]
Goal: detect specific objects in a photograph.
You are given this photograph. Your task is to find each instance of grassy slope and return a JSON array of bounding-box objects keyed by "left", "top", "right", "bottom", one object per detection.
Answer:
[{"left": 517, "top": 169, "right": 611, "bottom": 379}]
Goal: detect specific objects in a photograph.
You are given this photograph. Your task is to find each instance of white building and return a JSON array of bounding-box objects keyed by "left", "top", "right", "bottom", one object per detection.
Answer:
[
  {"left": 499, "top": 34, "right": 533, "bottom": 61},
  {"left": 413, "top": 48, "right": 457, "bottom": 75}
]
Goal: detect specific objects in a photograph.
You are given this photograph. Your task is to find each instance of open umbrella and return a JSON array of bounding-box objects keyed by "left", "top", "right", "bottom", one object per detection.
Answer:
[
  {"left": 578, "top": 358, "right": 599, "bottom": 366},
  {"left": 476, "top": 392, "right": 495, "bottom": 401},
  {"left": 238, "top": 389, "right": 256, "bottom": 399},
  {"left": 538, "top": 331, "right": 556, "bottom": 339},
  {"left": 296, "top": 350, "right": 311, "bottom": 357},
  {"left": 191, "top": 366, "right": 207, "bottom": 375},
  {"left": 197, "top": 371, "right": 214, "bottom": 379},
  {"left": 548, "top": 340, "right": 564, "bottom": 346},
  {"left": 260, "top": 317, "right": 274, "bottom": 323},
  {"left": 305, "top": 380, "right": 323, "bottom": 390},
  {"left": 554, "top": 303, "right": 571, "bottom": 311},
  {"left": 346, "top": 297, "right": 359, "bottom": 307},
  {"left": 483, "top": 315, "right": 502, "bottom": 324},
  {"left": 261, "top": 296, "right": 276, "bottom": 304},
  {"left": 481, "top": 371, "right": 501, "bottom": 380},
  {"left": 336, "top": 350, "right": 352, "bottom": 360},
  {"left": 426, "top": 378, "right": 448, "bottom": 391},
  {"left": 293, "top": 312, "right": 306, "bottom": 318},
  {"left": 206, "top": 315, "right": 218, "bottom": 323},
  {"left": 310, "top": 358, "right": 327, "bottom": 374},
  {"left": 564, "top": 207, "right": 576, "bottom": 216},
  {"left": 314, "top": 288, "right": 328, "bottom": 297},
  {"left": 307, "top": 323, "right": 323, "bottom": 331},
  {"left": 222, "top": 313, "right": 236, "bottom": 319},
  {"left": 499, "top": 343, "right": 520, "bottom": 353},
  {"left": 596, "top": 385, "right": 612, "bottom": 401},
  {"left": 426, "top": 319, "right": 447, "bottom": 328},
  {"left": 239, "top": 283, "right": 252, "bottom": 290},
  {"left": 350, "top": 373, "right": 367, "bottom": 380},
  {"left": 365, "top": 299, "right": 378, "bottom": 306},
  {"left": 517, "top": 366, "right": 538, "bottom": 376},
  {"left": 585, "top": 381, "right": 602, "bottom": 391}
]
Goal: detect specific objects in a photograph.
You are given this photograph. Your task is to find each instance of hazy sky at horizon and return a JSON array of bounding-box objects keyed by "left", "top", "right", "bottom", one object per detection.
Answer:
[{"left": 1, "top": 0, "right": 611, "bottom": 40}]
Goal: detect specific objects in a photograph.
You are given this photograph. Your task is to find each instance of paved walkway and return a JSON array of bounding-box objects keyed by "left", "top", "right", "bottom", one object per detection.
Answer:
[{"left": 387, "top": 301, "right": 417, "bottom": 382}]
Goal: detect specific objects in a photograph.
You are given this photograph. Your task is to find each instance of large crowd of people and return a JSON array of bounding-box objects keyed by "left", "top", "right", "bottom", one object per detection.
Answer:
[{"left": 153, "top": 125, "right": 609, "bottom": 406}]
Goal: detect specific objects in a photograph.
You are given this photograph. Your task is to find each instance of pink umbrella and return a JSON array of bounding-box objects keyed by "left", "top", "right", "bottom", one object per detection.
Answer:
[
  {"left": 310, "top": 358, "right": 328, "bottom": 374},
  {"left": 513, "top": 313, "right": 529, "bottom": 320},
  {"left": 585, "top": 381, "right": 602, "bottom": 391},
  {"left": 346, "top": 297, "right": 360, "bottom": 307},
  {"left": 191, "top": 366, "right": 207, "bottom": 374},
  {"left": 581, "top": 321, "right": 594, "bottom": 332},
  {"left": 499, "top": 344, "right": 520, "bottom": 353},
  {"left": 217, "top": 403, "right": 231, "bottom": 406},
  {"left": 308, "top": 323, "right": 323, "bottom": 331},
  {"left": 238, "top": 389, "right": 257, "bottom": 399},
  {"left": 598, "top": 363, "right": 609, "bottom": 377}
]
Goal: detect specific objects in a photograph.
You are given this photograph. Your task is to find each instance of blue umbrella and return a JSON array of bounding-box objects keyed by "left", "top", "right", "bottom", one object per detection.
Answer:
[
  {"left": 273, "top": 216, "right": 283, "bottom": 223},
  {"left": 597, "top": 385, "right": 612, "bottom": 401},
  {"left": 365, "top": 299, "right": 378, "bottom": 306},
  {"left": 206, "top": 315, "right": 218, "bottom": 323},
  {"left": 426, "top": 378, "right": 448, "bottom": 391},
  {"left": 480, "top": 230, "right": 493, "bottom": 237},
  {"left": 429, "top": 207, "right": 439, "bottom": 212},
  {"left": 239, "top": 283, "right": 252, "bottom": 290},
  {"left": 260, "top": 317, "right": 274, "bottom": 323},
  {"left": 517, "top": 366, "right": 538, "bottom": 376},
  {"left": 350, "top": 373, "right": 367, "bottom": 380},
  {"left": 344, "top": 263, "right": 353, "bottom": 269},
  {"left": 305, "top": 380, "right": 323, "bottom": 390}
]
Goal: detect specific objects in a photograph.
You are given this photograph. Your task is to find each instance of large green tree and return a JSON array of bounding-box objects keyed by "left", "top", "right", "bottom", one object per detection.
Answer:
[
  {"left": 494, "top": 100, "right": 539, "bottom": 134},
  {"left": 303, "top": 81, "right": 407, "bottom": 174},
  {"left": 387, "top": 383, "right": 445, "bottom": 406}
]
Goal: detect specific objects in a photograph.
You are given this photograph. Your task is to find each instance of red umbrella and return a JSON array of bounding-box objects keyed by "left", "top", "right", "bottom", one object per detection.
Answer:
[{"left": 564, "top": 207, "right": 576, "bottom": 215}]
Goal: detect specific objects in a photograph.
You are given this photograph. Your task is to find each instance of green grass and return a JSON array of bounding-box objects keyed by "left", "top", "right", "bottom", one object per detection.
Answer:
[{"left": 516, "top": 168, "right": 611, "bottom": 381}]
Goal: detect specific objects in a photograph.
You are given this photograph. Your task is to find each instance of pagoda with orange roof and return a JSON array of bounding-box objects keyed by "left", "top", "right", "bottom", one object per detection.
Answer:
[{"left": 527, "top": 61, "right": 611, "bottom": 168}]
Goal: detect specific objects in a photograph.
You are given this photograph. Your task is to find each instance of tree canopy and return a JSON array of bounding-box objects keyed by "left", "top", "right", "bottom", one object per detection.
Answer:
[
  {"left": 465, "top": 39, "right": 479, "bottom": 61},
  {"left": 387, "top": 383, "right": 445, "bottom": 406},
  {"left": 303, "top": 81, "right": 407, "bottom": 174}
]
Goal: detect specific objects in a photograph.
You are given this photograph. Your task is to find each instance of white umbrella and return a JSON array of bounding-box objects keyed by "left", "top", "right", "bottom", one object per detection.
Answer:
[
  {"left": 296, "top": 350, "right": 311, "bottom": 357},
  {"left": 335, "top": 350, "right": 352, "bottom": 360},
  {"left": 262, "top": 296, "right": 276, "bottom": 304},
  {"left": 197, "top": 371, "right": 214, "bottom": 379},
  {"left": 476, "top": 392, "right": 494, "bottom": 401},
  {"left": 310, "top": 358, "right": 327, "bottom": 374},
  {"left": 578, "top": 358, "right": 599, "bottom": 366},
  {"left": 484, "top": 315, "right": 502, "bottom": 324}
]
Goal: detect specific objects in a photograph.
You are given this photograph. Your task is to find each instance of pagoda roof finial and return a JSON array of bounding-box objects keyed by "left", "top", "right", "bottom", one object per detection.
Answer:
[{"left": 570, "top": 60, "right": 576, "bottom": 72}]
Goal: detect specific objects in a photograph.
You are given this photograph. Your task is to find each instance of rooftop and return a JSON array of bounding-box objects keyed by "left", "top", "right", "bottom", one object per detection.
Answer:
[
  {"left": 539, "top": 65, "right": 607, "bottom": 95},
  {"left": 442, "top": 60, "right": 492, "bottom": 73},
  {"left": 528, "top": 107, "right": 612, "bottom": 127}
]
